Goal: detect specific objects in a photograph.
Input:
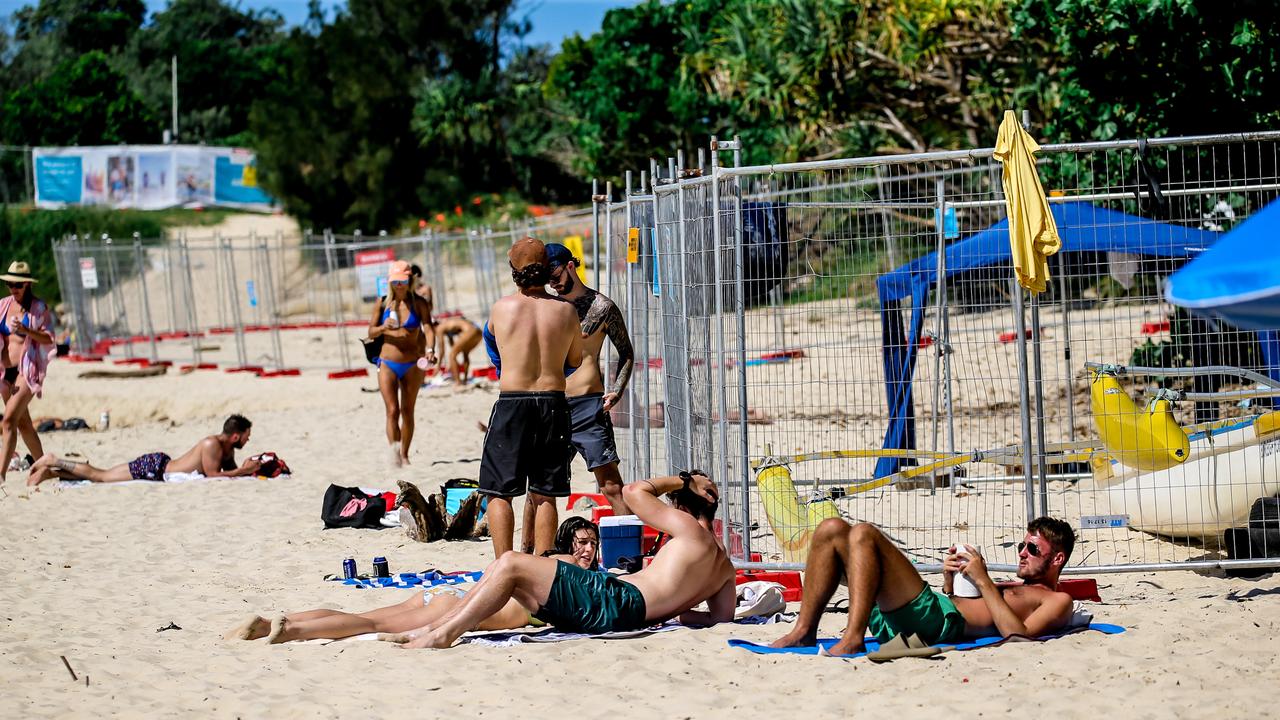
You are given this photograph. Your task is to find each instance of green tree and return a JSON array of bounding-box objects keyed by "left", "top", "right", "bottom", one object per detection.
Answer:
[{"left": 0, "top": 51, "right": 155, "bottom": 145}]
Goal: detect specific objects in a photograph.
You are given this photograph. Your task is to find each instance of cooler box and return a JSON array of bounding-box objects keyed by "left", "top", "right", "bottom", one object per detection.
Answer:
[
  {"left": 444, "top": 487, "right": 487, "bottom": 519},
  {"left": 600, "top": 515, "right": 644, "bottom": 569}
]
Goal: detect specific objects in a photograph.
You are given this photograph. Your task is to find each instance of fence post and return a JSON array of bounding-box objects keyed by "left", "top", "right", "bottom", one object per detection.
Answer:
[
  {"left": 602, "top": 181, "right": 614, "bottom": 377},
  {"left": 674, "top": 153, "right": 695, "bottom": 471},
  {"left": 324, "top": 230, "right": 352, "bottom": 371},
  {"left": 259, "top": 237, "right": 285, "bottom": 370},
  {"left": 103, "top": 235, "right": 134, "bottom": 359},
  {"left": 591, "top": 179, "right": 601, "bottom": 288},
  {"left": 131, "top": 235, "right": 159, "bottom": 363},
  {"left": 162, "top": 236, "right": 178, "bottom": 334},
  {"left": 709, "top": 137, "right": 735, "bottom": 556},
  {"left": 623, "top": 171, "right": 638, "bottom": 484},
  {"left": 929, "top": 178, "right": 955, "bottom": 477},
  {"left": 731, "top": 135, "right": 752, "bottom": 561},
  {"left": 1011, "top": 279, "right": 1037, "bottom": 526},
  {"left": 180, "top": 233, "right": 201, "bottom": 366},
  {"left": 222, "top": 236, "right": 248, "bottom": 368}
]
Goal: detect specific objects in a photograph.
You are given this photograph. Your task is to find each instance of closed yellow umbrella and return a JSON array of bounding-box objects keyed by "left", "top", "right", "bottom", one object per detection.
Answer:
[{"left": 993, "top": 110, "right": 1061, "bottom": 293}]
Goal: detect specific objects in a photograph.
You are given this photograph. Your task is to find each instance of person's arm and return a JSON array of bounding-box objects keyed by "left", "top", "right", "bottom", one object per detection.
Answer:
[
  {"left": 962, "top": 553, "right": 1072, "bottom": 637},
  {"left": 621, "top": 472, "right": 718, "bottom": 539},
  {"left": 368, "top": 298, "right": 388, "bottom": 337},
  {"left": 941, "top": 547, "right": 963, "bottom": 595},
  {"left": 198, "top": 440, "right": 261, "bottom": 478},
  {"left": 583, "top": 298, "right": 633, "bottom": 411},
  {"left": 12, "top": 304, "right": 54, "bottom": 345},
  {"left": 416, "top": 297, "right": 437, "bottom": 363},
  {"left": 677, "top": 575, "right": 736, "bottom": 626}
]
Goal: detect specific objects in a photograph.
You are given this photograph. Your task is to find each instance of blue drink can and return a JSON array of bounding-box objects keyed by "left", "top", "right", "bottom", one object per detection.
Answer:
[
  {"left": 372, "top": 556, "right": 390, "bottom": 578},
  {"left": 342, "top": 557, "right": 357, "bottom": 579}
]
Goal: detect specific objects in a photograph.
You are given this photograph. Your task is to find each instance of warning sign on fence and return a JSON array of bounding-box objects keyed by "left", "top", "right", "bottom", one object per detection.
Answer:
[
  {"left": 79, "top": 258, "right": 98, "bottom": 289},
  {"left": 355, "top": 249, "right": 395, "bottom": 300}
]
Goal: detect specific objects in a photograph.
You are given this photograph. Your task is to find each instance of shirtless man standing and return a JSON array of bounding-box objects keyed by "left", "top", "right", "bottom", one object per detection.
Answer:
[
  {"left": 27, "top": 414, "right": 261, "bottom": 486},
  {"left": 382, "top": 471, "right": 736, "bottom": 649},
  {"left": 769, "top": 516, "right": 1076, "bottom": 655},
  {"left": 478, "top": 238, "right": 583, "bottom": 558},
  {"left": 434, "top": 316, "right": 482, "bottom": 385},
  {"left": 543, "top": 243, "right": 635, "bottom": 514}
]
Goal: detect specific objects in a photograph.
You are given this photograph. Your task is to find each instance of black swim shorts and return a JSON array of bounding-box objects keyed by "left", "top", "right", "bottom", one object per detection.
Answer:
[
  {"left": 479, "top": 391, "right": 572, "bottom": 498},
  {"left": 567, "top": 392, "right": 620, "bottom": 470}
]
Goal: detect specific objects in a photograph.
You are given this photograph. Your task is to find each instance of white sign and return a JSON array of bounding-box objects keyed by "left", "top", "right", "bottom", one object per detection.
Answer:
[
  {"left": 79, "top": 257, "right": 99, "bottom": 289},
  {"left": 355, "top": 249, "right": 396, "bottom": 301}
]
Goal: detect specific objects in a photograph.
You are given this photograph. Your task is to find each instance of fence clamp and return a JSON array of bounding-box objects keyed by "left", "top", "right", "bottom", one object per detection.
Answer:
[
  {"left": 591, "top": 194, "right": 608, "bottom": 203},
  {"left": 678, "top": 168, "right": 703, "bottom": 179},
  {"left": 712, "top": 138, "right": 741, "bottom": 152}
]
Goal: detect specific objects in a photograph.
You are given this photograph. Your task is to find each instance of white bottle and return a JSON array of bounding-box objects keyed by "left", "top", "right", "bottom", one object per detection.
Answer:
[
  {"left": 98, "top": 410, "right": 110, "bottom": 432},
  {"left": 952, "top": 544, "right": 983, "bottom": 598},
  {"left": 387, "top": 308, "right": 399, "bottom": 328}
]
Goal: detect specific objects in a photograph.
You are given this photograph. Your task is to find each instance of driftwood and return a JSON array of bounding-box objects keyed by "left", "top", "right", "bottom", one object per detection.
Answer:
[
  {"left": 78, "top": 366, "right": 168, "bottom": 379},
  {"left": 397, "top": 479, "right": 488, "bottom": 543}
]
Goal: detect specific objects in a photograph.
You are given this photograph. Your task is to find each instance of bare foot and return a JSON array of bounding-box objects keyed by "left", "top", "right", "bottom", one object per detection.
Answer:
[
  {"left": 265, "top": 615, "right": 291, "bottom": 644},
  {"left": 768, "top": 628, "right": 818, "bottom": 649},
  {"left": 399, "top": 627, "right": 453, "bottom": 649},
  {"left": 388, "top": 443, "right": 403, "bottom": 469},
  {"left": 825, "top": 637, "right": 866, "bottom": 657},
  {"left": 225, "top": 614, "right": 272, "bottom": 641},
  {"left": 26, "top": 453, "right": 57, "bottom": 487},
  {"left": 377, "top": 631, "right": 413, "bottom": 644}
]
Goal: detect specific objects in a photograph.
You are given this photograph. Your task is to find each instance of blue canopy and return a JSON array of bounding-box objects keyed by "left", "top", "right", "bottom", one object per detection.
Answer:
[
  {"left": 874, "top": 201, "right": 1220, "bottom": 478},
  {"left": 1166, "top": 197, "right": 1280, "bottom": 330}
]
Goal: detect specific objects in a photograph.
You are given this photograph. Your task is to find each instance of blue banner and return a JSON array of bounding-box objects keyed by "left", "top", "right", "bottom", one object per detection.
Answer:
[
  {"left": 35, "top": 156, "right": 82, "bottom": 203},
  {"left": 214, "top": 156, "right": 272, "bottom": 206}
]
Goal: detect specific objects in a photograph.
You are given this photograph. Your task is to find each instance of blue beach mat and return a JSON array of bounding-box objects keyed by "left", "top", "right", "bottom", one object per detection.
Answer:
[
  {"left": 328, "top": 570, "right": 483, "bottom": 589},
  {"left": 728, "top": 623, "right": 1126, "bottom": 658}
]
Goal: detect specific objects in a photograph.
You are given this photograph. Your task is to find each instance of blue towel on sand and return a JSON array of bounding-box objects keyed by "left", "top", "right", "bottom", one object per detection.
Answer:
[
  {"left": 330, "top": 570, "right": 483, "bottom": 589},
  {"left": 727, "top": 623, "right": 1125, "bottom": 657}
]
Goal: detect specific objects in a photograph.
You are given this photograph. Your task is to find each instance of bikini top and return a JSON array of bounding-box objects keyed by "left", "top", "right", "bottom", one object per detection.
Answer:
[{"left": 381, "top": 302, "right": 421, "bottom": 330}]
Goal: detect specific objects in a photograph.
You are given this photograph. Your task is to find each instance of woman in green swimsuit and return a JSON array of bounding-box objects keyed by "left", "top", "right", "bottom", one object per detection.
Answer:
[{"left": 228, "top": 518, "right": 600, "bottom": 644}]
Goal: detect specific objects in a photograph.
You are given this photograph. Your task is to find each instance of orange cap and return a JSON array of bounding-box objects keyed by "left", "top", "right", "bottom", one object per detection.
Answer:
[
  {"left": 508, "top": 237, "right": 548, "bottom": 270},
  {"left": 388, "top": 260, "right": 411, "bottom": 282}
]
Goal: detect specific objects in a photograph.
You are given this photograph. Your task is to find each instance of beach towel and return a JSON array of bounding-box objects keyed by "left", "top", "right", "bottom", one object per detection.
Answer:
[
  {"left": 727, "top": 622, "right": 1125, "bottom": 658},
  {"left": 464, "top": 613, "right": 796, "bottom": 648},
  {"left": 57, "top": 471, "right": 208, "bottom": 488},
  {"left": 326, "top": 569, "right": 483, "bottom": 589}
]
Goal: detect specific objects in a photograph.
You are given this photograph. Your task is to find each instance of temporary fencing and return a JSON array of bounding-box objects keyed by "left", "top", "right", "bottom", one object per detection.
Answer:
[{"left": 600, "top": 130, "right": 1280, "bottom": 575}]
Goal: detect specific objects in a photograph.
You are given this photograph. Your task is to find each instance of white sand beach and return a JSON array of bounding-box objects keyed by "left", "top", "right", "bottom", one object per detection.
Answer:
[{"left": 1, "top": 345, "right": 1278, "bottom": 719}]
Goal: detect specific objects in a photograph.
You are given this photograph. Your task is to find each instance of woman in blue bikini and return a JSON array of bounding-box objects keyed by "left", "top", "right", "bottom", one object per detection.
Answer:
[{"left": 368, "top": 260, "right": 436, "bottom": 467}]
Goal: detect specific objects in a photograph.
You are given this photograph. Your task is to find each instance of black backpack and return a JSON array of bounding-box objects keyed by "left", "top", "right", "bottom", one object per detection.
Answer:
[
  {"left": 1223, "top": 497, "right": 1280, "bottom": 578},
  {"left": 321, "top": 484, "right": 387, "bottom": 529}
]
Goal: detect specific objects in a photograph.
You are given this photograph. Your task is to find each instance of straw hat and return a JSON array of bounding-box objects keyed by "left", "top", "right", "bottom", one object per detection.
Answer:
[{"left": 0, "top": 261, "right": 35, "bottom": 284}]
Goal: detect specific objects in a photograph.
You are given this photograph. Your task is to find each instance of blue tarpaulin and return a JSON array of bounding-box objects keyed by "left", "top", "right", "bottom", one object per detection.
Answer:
[
  {"left": 1166, "top": 197, "right": 1280, "bottom": 331},
  {"left": 874, "top": 201, "right": 1220, "bottom": 478}
]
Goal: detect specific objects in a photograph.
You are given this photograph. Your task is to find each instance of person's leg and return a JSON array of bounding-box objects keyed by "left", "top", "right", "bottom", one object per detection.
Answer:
[
  {"left": 770, "top": 518, "right": 857, "bottom": 648},
  {"left": 0, "top": 381, "right": 34, "bottom": 483},
  {"left": 377, "top": 364, "right": 402, "bottom": 466},
  {"left": 16, "top": 406, "right": 43, "bottom": 460},
  {"left": 28, "top": 454, "right": 133, "bottom": 485},
  {"left": 397, "top": 366, "right": 425, "bottom": 463},
  {"left": 520, "top": 496, "right": 536, "bottom": 554},
  {"left": 488, "top": 496, "right": 515, "bottom": 557},
  {"left": 827, "top": 522, "right": 927, "bottom": 656},
  {"left": 593, "top": 462, "right": 628, "bottom": 515},
  {"left": 529, "top": 492, "right": 558, "bottom": 556},
  {"left": 386, "top": 551, "right": 557, "bottom": 649},
  {"left": 229, "top": 592, "right": 426, "bottom": 641}
]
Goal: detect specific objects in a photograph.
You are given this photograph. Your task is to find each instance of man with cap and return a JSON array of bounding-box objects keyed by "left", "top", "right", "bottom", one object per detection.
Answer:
[
  {"left": 479, "top": 237, "right": 584, "bottom": 558},
  {"left": 541, "top": 243, "right": 635, "bottom": 515},
  {"left": 1, "top": 261, "right": 55, "bottom": 485}
]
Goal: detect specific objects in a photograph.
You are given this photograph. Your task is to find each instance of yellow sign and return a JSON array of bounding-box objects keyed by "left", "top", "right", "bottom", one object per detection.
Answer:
[
  {"left": 627, "top": 227, "right": 640, "bottom": 263},
  {"left": 562, "top": 235, "right": 589, "bottom": 284}
]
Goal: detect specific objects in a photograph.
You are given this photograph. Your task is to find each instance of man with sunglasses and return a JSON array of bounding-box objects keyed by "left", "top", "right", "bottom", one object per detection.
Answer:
[
  {"left": 770, "top": 516, "right": 1077, "bottom": 656},
  {"left": 541, "top": 243, "right": 635, "bottom": 515}
]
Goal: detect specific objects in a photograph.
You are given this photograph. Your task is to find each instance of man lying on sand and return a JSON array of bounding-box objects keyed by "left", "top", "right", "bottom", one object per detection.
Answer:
[
  {"left": 381, "top": 471, "right": 735, "bottom": 649},
  {"left": 770, "top": 516, "right": 1077, "bottom": 655},
  {"left": 27, "top": 414, "right": 260, "bottom": 486},
  {"left": 229, "top": 517, "right": 602, "bottom": 644}
]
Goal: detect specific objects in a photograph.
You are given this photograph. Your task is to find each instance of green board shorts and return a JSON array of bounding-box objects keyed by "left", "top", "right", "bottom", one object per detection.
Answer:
[
  {"left": 533, "top": 561, "right": 648, "bottom": 634},
  {"left": 867, "top": 584, "right": 966, "bottom": 645}
]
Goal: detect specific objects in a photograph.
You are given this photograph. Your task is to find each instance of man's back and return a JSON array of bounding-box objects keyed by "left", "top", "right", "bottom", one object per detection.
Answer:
[
  {"left": 621, "top": 531, "right": 733, "bottom": 623},
  {"left": 490, "top": 292, "right": 582, "bottom": 392}
]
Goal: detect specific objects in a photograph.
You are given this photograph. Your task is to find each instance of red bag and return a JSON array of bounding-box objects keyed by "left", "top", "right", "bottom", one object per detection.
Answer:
[{"left": 250, "top": 452, "right": 292, "bottom": 478}]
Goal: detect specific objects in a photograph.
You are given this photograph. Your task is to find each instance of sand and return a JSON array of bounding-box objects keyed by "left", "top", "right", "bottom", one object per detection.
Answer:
[
  {"left": 5, "top": 214, "right": 1279, "bottom": 718},
  {"left": 0, "top": 339, "right": 1276, "bottom": 719}
]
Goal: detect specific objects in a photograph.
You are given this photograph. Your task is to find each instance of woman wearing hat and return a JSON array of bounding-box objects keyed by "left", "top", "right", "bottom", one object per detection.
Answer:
[
  {"left": 367, "top": 260, "right": 436, "bottom": 467},
  {"left": 0, "top": 261, "right": 55, "bottom": 484}
]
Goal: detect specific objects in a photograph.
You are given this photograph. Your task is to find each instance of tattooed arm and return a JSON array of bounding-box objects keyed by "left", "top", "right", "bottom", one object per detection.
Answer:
[{"left": 582, "top": 294, "right": 634, "bottom": 410}]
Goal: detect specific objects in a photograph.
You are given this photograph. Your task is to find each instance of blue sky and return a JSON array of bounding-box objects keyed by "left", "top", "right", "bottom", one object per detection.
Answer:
[{"left": 0, "top": 0, "right": 640, "bottom": 49}]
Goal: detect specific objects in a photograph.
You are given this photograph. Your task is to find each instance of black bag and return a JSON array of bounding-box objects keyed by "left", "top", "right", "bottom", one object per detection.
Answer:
[
  {"left": 1223, "top": 496, "right": 1280, "bottom": 578},
  {"left": 361, "top": 298, "right": 383, "bottom": 365},
  {"left": 321, "top": 484, "right": 387, "bottom": 529}
]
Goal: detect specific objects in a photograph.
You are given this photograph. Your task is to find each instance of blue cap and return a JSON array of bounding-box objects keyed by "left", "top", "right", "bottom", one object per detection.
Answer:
[{"left": 545, "top": 243, "right": 577, "bottom": 268}]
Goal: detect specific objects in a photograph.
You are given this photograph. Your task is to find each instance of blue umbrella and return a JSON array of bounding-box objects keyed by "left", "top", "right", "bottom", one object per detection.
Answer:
[{"left": 1166, "top": 197, "right": 1280, "bottom": 330}]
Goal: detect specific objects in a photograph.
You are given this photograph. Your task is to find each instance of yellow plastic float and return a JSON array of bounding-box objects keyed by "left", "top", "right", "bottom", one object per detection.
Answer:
[
  {"left": 756, "top": 461, "right": 840, "bottom": 563},
  {"left": 1088, "top": 370, "right": 1189, "bottom": 471}
]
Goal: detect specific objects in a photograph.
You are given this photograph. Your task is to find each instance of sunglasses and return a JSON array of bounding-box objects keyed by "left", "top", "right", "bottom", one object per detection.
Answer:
[
  {"left": 1017, "top": 541, "right": 1044, "bottom": 557},
  {"left": 5, "top": 282, "right": 27, "bottom": 289},
  {"left": 389, "top": 280, "right": 409, "bottom": 287}
]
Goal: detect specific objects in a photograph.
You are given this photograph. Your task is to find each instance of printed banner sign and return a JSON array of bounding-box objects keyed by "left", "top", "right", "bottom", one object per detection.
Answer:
[
  {"left": 33, "top": 145, "right": 275, "bottom": 211},
  {"left": 627, "top": 227, "right": 640, "bottom": 264},
  {"left": 355, "top": 249, "right": 395, "bottom": 301}
]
